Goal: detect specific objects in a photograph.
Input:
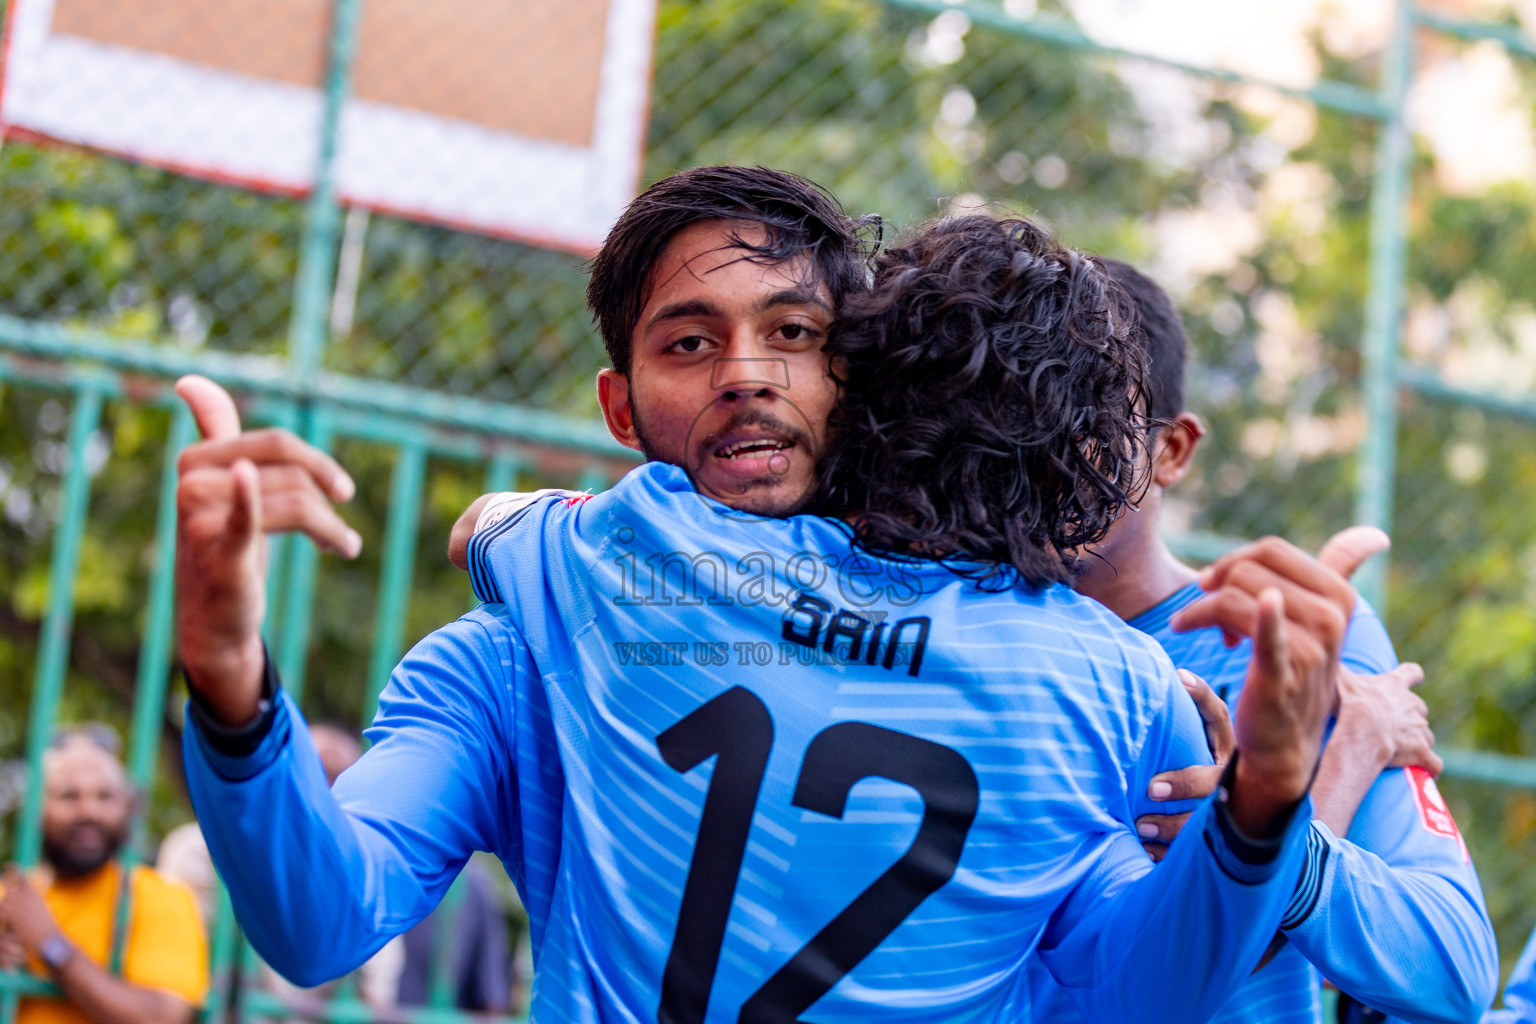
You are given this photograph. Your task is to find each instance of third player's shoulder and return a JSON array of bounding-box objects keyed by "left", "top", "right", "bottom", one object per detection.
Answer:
[
  {"left": 1012, "top": 584, "right": 1185, "bottom": 712},
  {"left": 470, "top": 463, "right": 695, "bottom": 549},
  {"left": 1341, "top": 594, "right": 1397, "bottom": 674},
  {"left": 1035, "top": 584, "right": 1179, "bottom": 669}
]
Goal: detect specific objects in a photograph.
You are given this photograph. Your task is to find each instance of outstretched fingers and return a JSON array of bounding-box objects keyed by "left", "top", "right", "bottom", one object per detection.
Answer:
[
  {"left": 180, "top": 428, "right": 355, "bottom": 504},
  {"left": 1198, "top": 537, "right": 1355, "bottom": 620}
]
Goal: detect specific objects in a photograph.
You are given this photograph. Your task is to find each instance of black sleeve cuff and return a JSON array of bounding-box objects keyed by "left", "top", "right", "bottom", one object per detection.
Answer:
[
  {"left": 185, "top": 646, "right": 281, "bottom": 758},
  {"left": 1211, "top": 753, "right": 1300, "bottom": 867},
  {"left": 1280, "top": 823, "right": 1331, "bottom": 930}
]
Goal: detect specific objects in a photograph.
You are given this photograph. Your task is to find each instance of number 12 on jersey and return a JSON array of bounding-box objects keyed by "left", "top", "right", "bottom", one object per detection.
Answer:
[{"left": 655, "top": 686, "right": 980, "bottom": 1024}]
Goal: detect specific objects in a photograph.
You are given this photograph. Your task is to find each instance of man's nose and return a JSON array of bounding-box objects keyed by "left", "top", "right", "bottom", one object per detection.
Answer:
[{"left": 711, "top": 357, "right": 790, "bottom": 396}]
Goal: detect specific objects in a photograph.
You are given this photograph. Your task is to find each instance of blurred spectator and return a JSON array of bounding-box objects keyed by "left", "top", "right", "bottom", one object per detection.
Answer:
[
  {"left": 396, "top": 859, "right": 510, "bottom": 1013},
  {"left": 154, "top": 826, "right": 215, "bottom": 924},
  {"left": 0, "top": 727, "right": 207, "bottom": 1024}
]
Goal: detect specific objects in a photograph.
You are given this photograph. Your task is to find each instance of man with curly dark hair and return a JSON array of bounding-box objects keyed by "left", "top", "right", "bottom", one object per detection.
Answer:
[
  {"left": 815, "top": 216, "right": 1149, "bottom": 588},
  {"left": 174, "top": 176, "right": 1348, "bottom": 1024},
  {"left": 1039, "top": 259, "right": 1495, "bottom": 1024}
]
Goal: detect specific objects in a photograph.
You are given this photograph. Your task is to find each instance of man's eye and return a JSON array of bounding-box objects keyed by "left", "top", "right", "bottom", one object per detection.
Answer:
[
  {"left": 671, "top": 336, "right": 706, "bottom": 353},
  {"left": 778, "top": 323, "right": 819, "bottom": 341}
]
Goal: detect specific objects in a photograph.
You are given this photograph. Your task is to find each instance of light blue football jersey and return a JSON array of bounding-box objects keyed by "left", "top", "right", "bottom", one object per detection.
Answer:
[
  {"left": 1028, "top": 581, "right": 1496, "bottom": 1024},
  {"left": 461, "top": 463, "right": 1314, "bottom": 1022},
  {"left": 184, "top": 463, "right": 1316, "bottom": 1024}
]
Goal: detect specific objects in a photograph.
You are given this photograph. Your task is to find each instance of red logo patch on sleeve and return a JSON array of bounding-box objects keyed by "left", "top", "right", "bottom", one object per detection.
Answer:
[{"left": 1405, "top": 766, "right": 1468, "bottom": 860}]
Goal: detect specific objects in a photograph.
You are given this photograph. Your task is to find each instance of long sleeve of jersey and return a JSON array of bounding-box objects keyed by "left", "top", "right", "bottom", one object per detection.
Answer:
[
  {"left": 182, "top": 610, "right": 536, "bottom": 987},
  {"left": 1281, "top": 771, "right": 1498, "bottom": 1023},
  {"left": 1276, "top": 608, "right": 1498, "bottom": 1024},
  {"left": 1036, "top": 728, "right": 1316, "bottom": 1023}
]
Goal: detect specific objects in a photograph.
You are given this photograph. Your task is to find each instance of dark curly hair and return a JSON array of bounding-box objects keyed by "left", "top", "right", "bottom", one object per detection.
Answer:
[
  {"left": 587, "top": 166, "right": 881, "bottom": 374},
  {"left": 818, "top": 216, "right": 1152, "bottom": 589}
]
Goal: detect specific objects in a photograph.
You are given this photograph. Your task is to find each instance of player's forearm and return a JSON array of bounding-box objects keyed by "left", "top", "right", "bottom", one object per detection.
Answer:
[
  {"left": 1310, "top": 719, "right": 1391, "bottom": 835},
  {"left": 183, "top": 623, "right": 514, "bottom": 987},
  {"left": 183, "top": 693, "right": 410, "bottom": 984},
  {"left": 1281, "top": 826, "right": 1497, "bottom": 1023},
  {"left": 55, "top": 954, "right": 193, "bottom": 1024},
  {"left": 1039, "top": 782, "right": 1313, "bottom": 1024},
  {"left": 449, "top": 494, "right": 496, "bottom": 570}
]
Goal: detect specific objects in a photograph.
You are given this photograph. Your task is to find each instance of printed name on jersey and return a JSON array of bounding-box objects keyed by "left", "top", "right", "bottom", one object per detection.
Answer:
[{"left": 781, "top": 592, "right": 931, "bottom": 677}]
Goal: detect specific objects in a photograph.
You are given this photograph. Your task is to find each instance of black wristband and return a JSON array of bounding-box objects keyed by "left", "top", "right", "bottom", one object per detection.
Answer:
[
  {"left": 1211, "top": 752, "right": 1298, "bottom": 866},
  {"left": 185, "top": 645, "right": 280, "bottom": 758}
]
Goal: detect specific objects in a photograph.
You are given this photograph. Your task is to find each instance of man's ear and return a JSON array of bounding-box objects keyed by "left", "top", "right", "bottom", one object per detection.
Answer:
[
  {"left": 1152, "top": 411, "right": 1205, "bottom": 488},
  {"left": 597, "top": 370, "right": 643, "bottom": 453}
]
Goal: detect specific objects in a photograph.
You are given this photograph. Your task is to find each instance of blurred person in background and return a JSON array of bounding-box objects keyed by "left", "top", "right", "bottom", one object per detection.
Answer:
[
  {"left": 396, "top": 857, "right": 512, "bottom": 1014},
  {"left": 0, "top": 727, "right": 206, "bottom": 1024}
]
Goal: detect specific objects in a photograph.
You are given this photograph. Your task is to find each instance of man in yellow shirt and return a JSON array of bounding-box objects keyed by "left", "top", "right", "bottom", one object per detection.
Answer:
[{"left": 0, "top": 731, "right": 207, "bottom": 1024}]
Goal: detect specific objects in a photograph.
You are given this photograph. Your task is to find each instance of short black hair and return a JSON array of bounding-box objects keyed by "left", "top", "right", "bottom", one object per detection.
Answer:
[
  {"left": 586, "top": 166, "right": 880, "bottom": 374},
  {"left": 819, "top": 216, "right": 1151, "bottom": 590},
  {"left": 1102, "top": 258, "right": 1186, "bottom": 420}
]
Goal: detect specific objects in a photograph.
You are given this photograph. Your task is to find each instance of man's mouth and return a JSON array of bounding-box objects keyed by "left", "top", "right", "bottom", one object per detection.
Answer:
[{"left": 714, "top": 436, "right": 795, "bottom": 460}]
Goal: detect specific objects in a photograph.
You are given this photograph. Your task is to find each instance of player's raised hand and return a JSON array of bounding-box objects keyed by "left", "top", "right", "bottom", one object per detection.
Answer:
[
  {"left": 1338, "top": 663, "right": 1439, "bottom": 775},
  {"left": 1175, "top": 573, "right": 1345, "bottom": 838},
  {"left": 1170, "top": 534, "right": 1367, "bottom": 650},
  {"left": 174, "top": 375, "right": 359, "bottom": 726}
]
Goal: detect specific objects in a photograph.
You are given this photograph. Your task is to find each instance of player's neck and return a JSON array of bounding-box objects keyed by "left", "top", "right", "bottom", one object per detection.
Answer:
[{"left": 1076, "top": 523, "right": 1199, "bottom": 623}]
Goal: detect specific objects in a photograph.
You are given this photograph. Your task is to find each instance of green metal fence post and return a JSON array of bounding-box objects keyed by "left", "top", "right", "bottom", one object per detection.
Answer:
[
  {"left": 274, "top": 0, "right": 361, "bottom": 703},
  {"left": 103, "top": 402, "right": 199, "bottom": 976},
  {"left": 288, "top": 0, "right": 362, "bottom": 380},
  {"left": 484, "top": 451, "right": 521, "bottom": 497},
  {"left": 364, "top": 441, "right": 427, "bottom": 723},
  {"left": 126, "top": 403, "right": 198, "bottom": 828},
  {"left": 427, "top": 873, "right": 469, "bottom": 1011},
  {"left": 2, "top": 383, "right": 102, "bottom": 1024},
  {"left": 1353, "top": 0, "right": 1416, "bottom": 611},
  {"left": 202, "top": 882, "right": 239, "bottom": 1024},
  {"left": 14, "top": 383, "right": 105, "bottom": 867},
  {"left": 275, "top": 406, "right": 334, "bottom": 702}
]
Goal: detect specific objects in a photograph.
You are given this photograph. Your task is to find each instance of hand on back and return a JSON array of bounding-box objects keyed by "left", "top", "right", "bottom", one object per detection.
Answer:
[{"left": 1336, "top": 663, "right": 1440, "bottom": 776}]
